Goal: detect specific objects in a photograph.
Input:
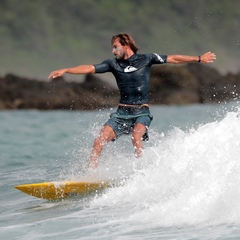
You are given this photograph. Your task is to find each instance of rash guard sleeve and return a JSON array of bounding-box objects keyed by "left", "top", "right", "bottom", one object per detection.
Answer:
[
  {"left": 150, "top": 53, "right": 168, "bottom": 64},
  {"left": 94, "top": 59, "right": 111, "bottom": 73}
]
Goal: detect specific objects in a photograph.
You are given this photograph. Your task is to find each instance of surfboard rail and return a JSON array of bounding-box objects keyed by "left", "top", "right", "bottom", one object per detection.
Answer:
[{"left": 14, "top": 181, "right": 110, "bottom": 200}]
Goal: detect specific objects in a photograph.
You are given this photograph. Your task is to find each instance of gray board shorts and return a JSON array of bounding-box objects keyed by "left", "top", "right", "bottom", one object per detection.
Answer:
[{"left": 105, "top": 105, "right": 153, "bottom": 141}]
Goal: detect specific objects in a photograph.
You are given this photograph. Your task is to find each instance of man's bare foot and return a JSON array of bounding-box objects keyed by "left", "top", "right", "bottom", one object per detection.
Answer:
[{"left": 134, "top": 148, "right": 143, "bottom": 158}]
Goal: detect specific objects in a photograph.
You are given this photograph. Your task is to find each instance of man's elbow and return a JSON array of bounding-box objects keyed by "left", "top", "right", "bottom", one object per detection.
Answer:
[{"left": 89, "top": 65, "right": 96, "bottom": 74}]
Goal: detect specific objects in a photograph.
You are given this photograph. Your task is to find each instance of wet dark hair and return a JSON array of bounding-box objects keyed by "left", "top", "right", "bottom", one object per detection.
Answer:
[{"left": 111, "top": 33, "right": 139, "bottom": 53}]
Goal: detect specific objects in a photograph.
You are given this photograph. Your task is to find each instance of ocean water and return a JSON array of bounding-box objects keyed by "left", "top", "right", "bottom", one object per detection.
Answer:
[{"left": 1, "top": 102, "right": 240, "bottom": 240}]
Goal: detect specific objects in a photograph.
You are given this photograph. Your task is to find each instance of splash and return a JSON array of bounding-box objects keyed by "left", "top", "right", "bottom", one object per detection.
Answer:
[{"left": 92, "top": 110, "right": 240, "bottom": 227}]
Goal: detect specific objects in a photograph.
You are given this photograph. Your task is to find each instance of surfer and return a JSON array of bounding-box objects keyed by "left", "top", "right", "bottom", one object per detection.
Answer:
[{"left": 48, "top": 33, "right": 216, "bottom": 168}]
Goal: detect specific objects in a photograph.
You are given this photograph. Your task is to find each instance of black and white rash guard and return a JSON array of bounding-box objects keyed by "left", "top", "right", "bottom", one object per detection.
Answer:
[{"left": 94, "top": 53, "right": 167, "bottom": 105}]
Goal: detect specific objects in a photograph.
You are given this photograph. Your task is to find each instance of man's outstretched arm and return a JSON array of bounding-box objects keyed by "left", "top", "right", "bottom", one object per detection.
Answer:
[
  {"left": 167, "top": 52, "right": 216, "bottom": 64},
  {"left": 48, "top": 65, "right": 95, "bottom": 79}
]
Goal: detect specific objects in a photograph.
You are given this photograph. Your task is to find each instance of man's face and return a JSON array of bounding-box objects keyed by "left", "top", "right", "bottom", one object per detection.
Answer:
[{"left": 112, "top": 38, "right": 126, "bottom": 60}]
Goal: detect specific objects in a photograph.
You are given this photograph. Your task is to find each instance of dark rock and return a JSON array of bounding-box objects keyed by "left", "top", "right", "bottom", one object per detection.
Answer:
[
  {"left": 0, "top": 74, "right": 119, "bottom": 110},
  {"left": 149, "top": 63, "right": 240, "bottom": 105}
]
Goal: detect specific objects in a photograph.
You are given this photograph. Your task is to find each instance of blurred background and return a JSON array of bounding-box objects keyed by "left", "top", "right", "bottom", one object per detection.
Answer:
[{"left": 0, "top": 0, "right": 239, "bottom": 80}]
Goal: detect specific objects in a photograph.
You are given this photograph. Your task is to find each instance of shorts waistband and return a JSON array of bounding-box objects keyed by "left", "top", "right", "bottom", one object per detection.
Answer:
[{"left": 118, "top": 103, "right": 149, "bottom": 108}]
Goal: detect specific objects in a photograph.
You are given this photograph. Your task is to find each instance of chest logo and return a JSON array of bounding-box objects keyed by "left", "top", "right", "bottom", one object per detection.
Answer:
[{"left": 124, "top": 66, "right": 138, "bottom": 72}]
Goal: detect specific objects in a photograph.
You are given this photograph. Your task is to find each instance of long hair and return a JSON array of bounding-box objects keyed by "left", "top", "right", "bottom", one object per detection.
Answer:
[{"left": 111, "top": 33, "right": 139, "bottom": 53}]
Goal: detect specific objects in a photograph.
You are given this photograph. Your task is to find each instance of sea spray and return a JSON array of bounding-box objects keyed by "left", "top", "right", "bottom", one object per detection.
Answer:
[{"left": 91, "top": 110, "right": 240, "bottom": 227}]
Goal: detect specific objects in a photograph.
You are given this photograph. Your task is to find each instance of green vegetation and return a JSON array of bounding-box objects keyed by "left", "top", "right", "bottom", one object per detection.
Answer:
[{"left": 0, "top": 0, "right": 239, "bottom": 79}]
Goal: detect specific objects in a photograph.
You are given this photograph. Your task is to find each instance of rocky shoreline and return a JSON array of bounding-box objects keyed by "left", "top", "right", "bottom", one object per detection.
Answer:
[{"left": 0, "top": 63, "right": 239, "bottom": 110}]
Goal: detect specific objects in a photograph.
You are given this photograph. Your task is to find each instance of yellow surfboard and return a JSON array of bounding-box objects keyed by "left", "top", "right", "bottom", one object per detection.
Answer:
[{"left": 14, "top": 181, "right": 110, "bottom": 200}]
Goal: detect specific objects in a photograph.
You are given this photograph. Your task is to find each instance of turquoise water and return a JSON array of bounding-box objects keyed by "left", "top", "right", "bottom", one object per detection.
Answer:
[{"left": 1, "top": 102, "right": 240, "bottom": 239}]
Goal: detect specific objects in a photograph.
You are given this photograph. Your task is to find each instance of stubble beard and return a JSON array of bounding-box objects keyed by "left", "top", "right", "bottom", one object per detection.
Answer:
[{"left": 115, "top": 50, "right": 125, "bottom": 60}]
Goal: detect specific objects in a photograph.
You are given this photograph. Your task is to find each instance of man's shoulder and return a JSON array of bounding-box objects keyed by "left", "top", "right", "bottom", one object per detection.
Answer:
[
  {"left": 134, "top": 53, "right": 150, "bottom": 57},
  {"left": 131, "top": 53, "right": 156, "bottom": 64},
  {"left": 102, "top": 58, "right": 117, "bottom": 65},
  {"left": 133, "top": 53, "right": 154, "bottom": 60}
]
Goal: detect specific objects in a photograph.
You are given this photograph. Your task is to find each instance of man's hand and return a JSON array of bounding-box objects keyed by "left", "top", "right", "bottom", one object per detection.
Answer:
[
  {"left": 200, "top": 52, "right": 216, "bottom": 63},
  {"left": 48, "top": 69, "right": 66, "bottom": 79}
]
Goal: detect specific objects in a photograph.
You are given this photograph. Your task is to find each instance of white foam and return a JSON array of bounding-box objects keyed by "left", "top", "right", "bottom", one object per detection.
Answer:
[{"left": 91, "top": 110, "right": 240, "bottom": 227}]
